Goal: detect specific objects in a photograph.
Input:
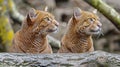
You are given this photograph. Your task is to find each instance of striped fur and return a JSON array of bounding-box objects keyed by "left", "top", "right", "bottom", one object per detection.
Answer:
[
  {"left": 58, "top": 8, "right": 102, "bottom": 53},
  {"left": 10, "top": 8, "right": 59, "bottom": 53}
]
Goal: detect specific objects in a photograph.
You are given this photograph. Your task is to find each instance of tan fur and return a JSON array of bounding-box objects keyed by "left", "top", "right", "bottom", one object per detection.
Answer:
[
  {"left": 10, "top": 8, "right": 59, "bottom": 54},
  {"left": 58, "top": 8, "right": 102, "bottom": 53}
]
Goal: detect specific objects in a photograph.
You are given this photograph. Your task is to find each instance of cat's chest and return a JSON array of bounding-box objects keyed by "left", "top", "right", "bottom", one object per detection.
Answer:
[{"left": 69, "top": 37, "right": 92, "bottom": 52}]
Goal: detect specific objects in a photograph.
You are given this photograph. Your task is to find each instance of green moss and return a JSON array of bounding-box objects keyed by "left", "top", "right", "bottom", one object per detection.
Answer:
[
  {"left": 91, "top": 0, "right": 98, "bottom": 7},
  {"left": 0, "top": 16, "right": 14, "bottom": 51},
  {"left": 0, "top": 0, "right": 3, "bottom": 4},
  {"left": 0, "top": 0, "right": 7, "bottom": 16},
  {"left": 8, "top": 0, "right": 15, "bottom": 12}
]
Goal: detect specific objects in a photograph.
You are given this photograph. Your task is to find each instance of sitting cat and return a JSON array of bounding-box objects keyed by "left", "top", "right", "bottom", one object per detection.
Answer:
[
  {"left": 58, "top": 7, "right": 102, "bottom": 53},
  {"left": 10, "top": 8, "right": 59, "bottom": 53}
]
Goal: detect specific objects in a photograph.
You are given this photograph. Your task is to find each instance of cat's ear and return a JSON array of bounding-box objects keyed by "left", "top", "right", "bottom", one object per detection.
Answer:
[
  {"left": 93, "top": 9, "right": 97, "bottom": 14},
  {"left": 44, "top": 6, "right": 48, "bottom": 11},
  {"left": 28, "top": 8, "right": 38, "bottom": 20},
  {"left": 73, "top": 7, "right": 82, "bottom": 20},
  {"left": 27, "top": 8, "right": 37, "bottom": 25}
]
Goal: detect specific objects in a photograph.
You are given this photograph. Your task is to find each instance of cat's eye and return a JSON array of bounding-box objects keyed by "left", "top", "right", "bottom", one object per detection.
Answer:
[
  {"left": 44, "top": 17, "right": 51, "bottom": 22},
  {"left": 88, "top": 18, "right": 95, "bottom": 23}
]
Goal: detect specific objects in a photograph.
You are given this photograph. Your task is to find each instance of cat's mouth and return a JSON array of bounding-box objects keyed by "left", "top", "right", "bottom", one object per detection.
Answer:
[
  {"left": 47, "top": 28, "right": 58, "bottom": 32},
  {"left": 90, "top": 29, "right": 100, "bottom": 32},
  {"left": 89, "top": 28, "right": 101, "bottom": 34}
]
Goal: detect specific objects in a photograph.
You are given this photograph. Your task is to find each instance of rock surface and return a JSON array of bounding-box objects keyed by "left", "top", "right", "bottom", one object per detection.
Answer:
[{"left": 0, "top": 51, "right": 120, "bottom": 67}]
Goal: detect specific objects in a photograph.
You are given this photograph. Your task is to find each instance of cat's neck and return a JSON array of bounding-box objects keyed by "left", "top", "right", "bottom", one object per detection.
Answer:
[
  {"left": 65, "top": 30, "right": 91, "bottom": 43},
  {"left": 64, "top": 31, "right": 92, "bottom": 52},
  {"left": 18, "top": 29, "right": 48, "bottom": 53}
]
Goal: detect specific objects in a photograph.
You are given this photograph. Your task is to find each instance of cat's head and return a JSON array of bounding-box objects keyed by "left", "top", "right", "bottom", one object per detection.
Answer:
[
  {"left": 22, "top": 8, "right": 59, "bottom": 35},
  {"left": 72, "top": 7, "right": 102, "bottom": 35}
]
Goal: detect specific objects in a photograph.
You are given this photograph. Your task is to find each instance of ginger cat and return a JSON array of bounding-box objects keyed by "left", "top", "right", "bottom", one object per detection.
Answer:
[
  {"left": 10, "top": 8, "right": 59, "bottom": 53},
  {"left": 58, "top": 7, "right": 102, "bottom": 53}
]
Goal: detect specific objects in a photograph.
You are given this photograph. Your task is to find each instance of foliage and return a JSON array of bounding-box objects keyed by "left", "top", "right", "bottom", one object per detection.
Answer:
[{"left": 0, "top": 0, "right": 14, "bottom": 51}]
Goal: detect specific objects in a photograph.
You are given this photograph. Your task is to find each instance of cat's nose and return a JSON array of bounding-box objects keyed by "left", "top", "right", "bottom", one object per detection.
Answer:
[
  {"left": 55, "top": 21, "right": 59, "bottom": 27},
  {"left": 97, "top": 22, "right": 102, "bottom": 28}
]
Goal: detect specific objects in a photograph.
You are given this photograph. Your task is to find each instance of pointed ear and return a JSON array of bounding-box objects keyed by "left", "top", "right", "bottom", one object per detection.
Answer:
[
  {"left": 44, "top": 6, "right": 48, "bottom": 11},
  {"left": 73, "top": 7, "right": 82, "bottom": 20},
  {"left": 93, "top": 9, "right": 97, "bottom": 14},
  {"left": 28, "top": 8, "right": 37, "bottom": 19},
  {"left": 27, "top": 8, "right": 37, "bottom": 26}
]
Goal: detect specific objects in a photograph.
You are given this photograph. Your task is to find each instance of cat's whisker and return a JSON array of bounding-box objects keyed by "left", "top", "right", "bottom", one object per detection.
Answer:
[
  {"left": 96, "top": 30, "right": 103, "bottom": 39},
  {"left": 100, "top": 29, "right": 104, "bottom": 36},
  {"left": 100, "top": 31, "right": 104, "bottom": 36},
  {"left": 96, "top": 33, "right": 101, "bottom": 39}
]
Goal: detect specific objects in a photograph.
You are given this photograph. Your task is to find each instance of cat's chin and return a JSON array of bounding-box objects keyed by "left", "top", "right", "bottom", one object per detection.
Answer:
[
  {"left": 53, "top": 29, "right": 59, "bottom": 33},
  {"left": 90, "top": 31, "right": 100, "bottom": 35},
  {"left": 47, "top": 28, "right": 58, "bottom": 33},
  {"left": 85, "top": 28, "right": 101, "bottom": 35},
  {"left": 86, "top": 31, "right": 100, "bottom": 35}
]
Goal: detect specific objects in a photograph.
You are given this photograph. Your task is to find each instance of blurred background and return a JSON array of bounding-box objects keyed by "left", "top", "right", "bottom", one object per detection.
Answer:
[{"left": 0, "top": 0, "right": 120, "bottom": 53}]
